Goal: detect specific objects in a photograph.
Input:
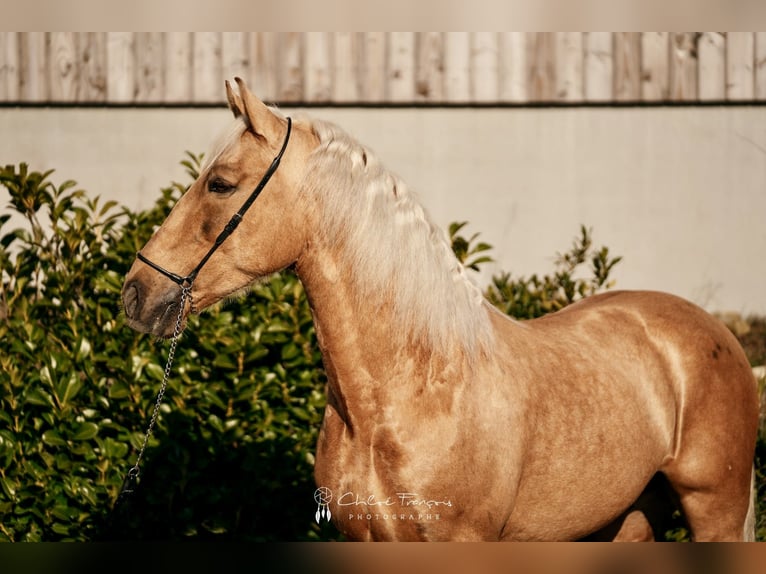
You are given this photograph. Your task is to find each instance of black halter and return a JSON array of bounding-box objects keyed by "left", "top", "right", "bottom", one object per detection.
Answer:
[{"left": 137, "top": 117, "right": 292, "bottom": 290}]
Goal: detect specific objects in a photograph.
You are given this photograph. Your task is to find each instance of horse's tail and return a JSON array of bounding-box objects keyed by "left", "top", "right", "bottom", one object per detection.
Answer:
[{"left": 744, "top": 466, "right": 756, "bottom": 542}]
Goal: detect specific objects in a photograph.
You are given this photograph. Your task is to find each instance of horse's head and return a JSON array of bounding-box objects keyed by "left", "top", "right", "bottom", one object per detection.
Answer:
[{"left": 121, "top": 78, "right": 316, "bottom": 337}]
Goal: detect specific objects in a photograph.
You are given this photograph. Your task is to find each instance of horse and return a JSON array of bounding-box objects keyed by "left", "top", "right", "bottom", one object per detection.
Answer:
[{"left": 121, "top": 78, "right": 759, "bottom": 541}]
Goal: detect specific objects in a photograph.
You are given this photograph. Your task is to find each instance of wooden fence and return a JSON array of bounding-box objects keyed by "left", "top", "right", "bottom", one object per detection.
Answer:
[{"left": 1, "top": 32, "right": 765, "bottom": 105}]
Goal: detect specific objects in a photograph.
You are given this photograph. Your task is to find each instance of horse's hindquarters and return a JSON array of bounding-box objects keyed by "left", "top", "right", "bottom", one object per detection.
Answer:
[{"left": 498, "top": 291, "right": 759, "bottom": 541}]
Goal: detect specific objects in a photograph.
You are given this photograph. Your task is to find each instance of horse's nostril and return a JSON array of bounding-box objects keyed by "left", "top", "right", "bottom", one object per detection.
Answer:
[{"left": 123, "top": 283, "right": 140, "bottom": 319}]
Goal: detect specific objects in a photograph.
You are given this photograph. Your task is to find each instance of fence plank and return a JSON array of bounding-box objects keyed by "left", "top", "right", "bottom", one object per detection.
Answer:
[
  {"left": 584, "top": 32, "right": 612, "bottom": 102},
  {"left": 527, "top": 32, "right": 555, "bottom": 101},
  {"left": 106, "top": 32, "right": 134, "bottom": 102},
  {"left": 472, "top": 32, "right": 499, "bottom": 102},
  {"left": 222, "top": 32, "right": 250, "bottom": 85},
  {"left": 251, "top": 32, "right": 279, "bottom": 103},
  {"left": 333, "top": 32, "right": 360, "bottom": 103},
  {"left": 555, "top": 32, "right": 582, "bottom": 102},
  {"left": 444, "top": 32, "right": 470, "bottom": 102},
  {"left": 77, "top": 32, "right": 106, "bottom": 102},
  {"left": 614, "top": 32, "right": 641, "bottom": 102},
  {"left": 19, "top": 33, "right": 48, "bottom": 102},
  {"left": 134, "top": 32, "right": 164, "bottom": 103},
  {"left": 0, "top": 32, "right": 20, "bottom": 101},
  {"left": 757, "top": 32, "right": 766, "bottom": 100},
  {"left": 640, "top": 32, "right": 668, "bottom": 101},
  {"left": 415, "top": 32, "right": 444, "bottom": 102},
  {"left": 698, "top": 32, "right": 725, "bottom": 101},
  {"left": 726, "top": 32, "right": 755, "bottom": 101},
  {"left": 277, "top": 32, "right": 303, "bottom": 102},
  {"left": 388, "top": 32, "right": 415, "bottom": 102},
  {"left": 49, "top": 32, "right": 78, "bottom": 101},
  {"left": 499, "top": 32, "right": 527, "bottom": 102},
  {"left": 359, "top": 32, "right": 386, "bottom": 102},
  {"left": 669, "top": 33, "right": 698, "bottom": 101},
  {"left": 192, "top": 32, "right": 222, "bottom": 103},
  {"left": 165, "top": 32, "right": 192, "bottom": 103},
  {"left": 304, "top": 32, "right": 331, "bottom": 102}
]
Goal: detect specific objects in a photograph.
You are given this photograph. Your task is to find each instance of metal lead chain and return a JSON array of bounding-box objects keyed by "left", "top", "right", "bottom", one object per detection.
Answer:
[{"left": 117, "top": 285, "right": 192, "bottom": 501}]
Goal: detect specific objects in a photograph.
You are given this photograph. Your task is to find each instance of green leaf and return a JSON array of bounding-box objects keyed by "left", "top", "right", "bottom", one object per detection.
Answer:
[
  {"left": 0, "top": 476, "right": 16, "bottom": 500},
  {"left": 71, "top": 422, "right": 98, "bottom": 441},
  {"left": 51, "top": 523, "right": 70, "bottom": 536},
  {"left": 42, "top": 430, "right": 67, "bottom": 447},
  {"left": 107, "top": 380, "right": 132, "bottom": 399},
  {"left": 24, "top": 388, "right": 55, "bottom": 408},
  {"left": 57, "top": 374, "right": 84, "bottom": 408}
]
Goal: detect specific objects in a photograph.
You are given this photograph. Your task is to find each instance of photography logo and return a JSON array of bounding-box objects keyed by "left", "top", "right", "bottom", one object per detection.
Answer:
[{"left": 314, "top": 487, "right": 333, "bottom": 523}]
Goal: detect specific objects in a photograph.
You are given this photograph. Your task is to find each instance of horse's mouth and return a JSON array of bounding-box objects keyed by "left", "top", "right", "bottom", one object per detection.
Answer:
[{"left": 122, "top": 281, "right": 189, "bottom": 338}]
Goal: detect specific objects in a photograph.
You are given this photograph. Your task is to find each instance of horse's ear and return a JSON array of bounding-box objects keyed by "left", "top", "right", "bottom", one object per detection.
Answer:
[
  {"left": 225, "top": 80, "right": 244, "bottom": 119},
  {"left": 233, "top": 77, "right": 283, "bottom": 140}
]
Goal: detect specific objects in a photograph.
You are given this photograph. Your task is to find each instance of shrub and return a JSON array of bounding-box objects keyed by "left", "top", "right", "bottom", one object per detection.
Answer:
[
  {"left": 475, "top": 224, "right": 622, "bottom": 320},
  {"left": 0, "top": 161, "right": 331, "bottom": 541}
]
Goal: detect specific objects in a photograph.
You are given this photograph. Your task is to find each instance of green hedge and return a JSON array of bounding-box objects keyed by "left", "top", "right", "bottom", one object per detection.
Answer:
[{"left": 0, "top": 159, "right": 762, "bottom": 541}]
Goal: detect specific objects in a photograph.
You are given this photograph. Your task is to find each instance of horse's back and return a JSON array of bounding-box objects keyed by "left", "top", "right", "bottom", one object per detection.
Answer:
[{"left": 521, "top": 289, "right": 758, "bottom": 453}]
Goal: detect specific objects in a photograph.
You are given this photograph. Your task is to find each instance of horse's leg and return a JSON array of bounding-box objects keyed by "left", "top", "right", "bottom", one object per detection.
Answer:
[
  {"left": 661, "top": 406, "right": 755, "bottom": 543},
  {"left": 664, "top": 464, "right": 755, "bottom": 542},
  {"left": 611, "top": 510, "right": 655, "bottom": 542},
  {"left": 661, "top": 377, "right": 756, "bottom": 540}
]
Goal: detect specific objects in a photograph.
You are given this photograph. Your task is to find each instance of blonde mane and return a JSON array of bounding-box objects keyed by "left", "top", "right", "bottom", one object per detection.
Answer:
[{"left": 299, "top": 117, "right": 493, "bottom": 357}]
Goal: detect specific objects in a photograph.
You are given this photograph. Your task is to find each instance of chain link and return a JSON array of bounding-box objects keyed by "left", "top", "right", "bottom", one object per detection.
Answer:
[{"left": 120, "top": 285, "right": 192, "bottom": 491}]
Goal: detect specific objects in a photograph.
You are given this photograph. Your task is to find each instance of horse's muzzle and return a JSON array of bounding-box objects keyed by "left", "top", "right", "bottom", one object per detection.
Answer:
[{"left": 121, "top": 278, "right": 184, "bottom": 338}]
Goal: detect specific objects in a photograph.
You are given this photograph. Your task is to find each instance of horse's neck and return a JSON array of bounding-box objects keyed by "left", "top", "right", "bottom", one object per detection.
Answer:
[{"left": 295, "top": 242, "right": 466, "bottom": 431}]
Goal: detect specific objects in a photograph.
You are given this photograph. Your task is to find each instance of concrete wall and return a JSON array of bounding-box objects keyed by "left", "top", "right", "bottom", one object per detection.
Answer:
[{"left": 1, "top": 105, "right": 765, "bottom": 315}]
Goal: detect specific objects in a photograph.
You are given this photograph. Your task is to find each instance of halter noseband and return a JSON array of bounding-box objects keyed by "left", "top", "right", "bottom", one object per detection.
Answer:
[{"left": 136, "top": 117, "right": 292, "bottom": 290}]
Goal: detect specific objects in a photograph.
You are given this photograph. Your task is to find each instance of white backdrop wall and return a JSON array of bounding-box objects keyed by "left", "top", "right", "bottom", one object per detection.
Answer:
[{"left": 1, "top": 105, "right": 765, "bottom": 315}]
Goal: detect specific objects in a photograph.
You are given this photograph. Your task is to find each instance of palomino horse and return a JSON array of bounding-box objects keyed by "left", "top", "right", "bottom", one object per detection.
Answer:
[{"left": 121, "top": 78, "right": 759, "bottom": 541}]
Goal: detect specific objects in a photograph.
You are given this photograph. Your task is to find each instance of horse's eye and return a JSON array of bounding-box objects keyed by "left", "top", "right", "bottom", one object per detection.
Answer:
[{"left": 208, "top": 177, "right": 235, "bottom": 194}]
